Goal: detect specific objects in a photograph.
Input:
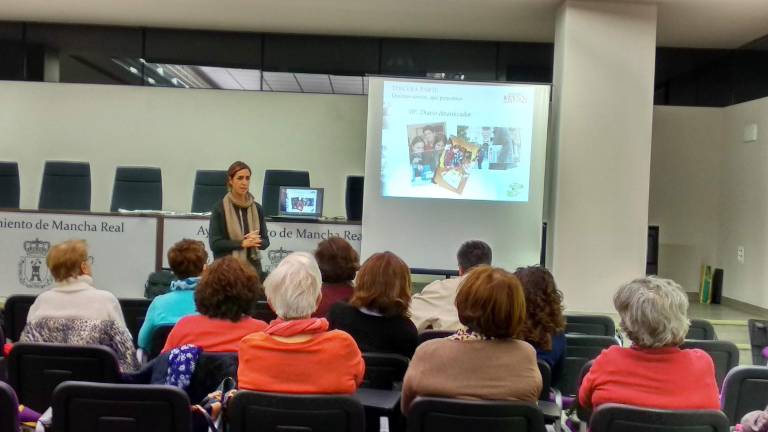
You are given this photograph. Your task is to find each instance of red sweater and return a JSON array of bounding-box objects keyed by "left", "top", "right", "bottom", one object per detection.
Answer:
[
  {"left": 162, "top": 315, "right": 267, "bottom": 353},
  {"left": 579, "top": 345, "right": 720, "bottom": 410},
  {"left": 313, "top": 282, "right": 354, "bottom": 318},
  {"left": 238, "top": 330, "right": 365, "bottom": 394}
]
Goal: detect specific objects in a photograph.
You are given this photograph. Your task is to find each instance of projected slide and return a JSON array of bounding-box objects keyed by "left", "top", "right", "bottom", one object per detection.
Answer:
[{"left": 380, "top": 80, "right": 536, "bottom": 202}]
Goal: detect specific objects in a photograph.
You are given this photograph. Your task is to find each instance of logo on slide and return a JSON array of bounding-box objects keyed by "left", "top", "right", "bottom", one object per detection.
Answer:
[
  {"left": 504, "top": 93, "right": 528, "bottom": 104},
  {"left": 18, "top": 238, "right": 53, "bottom": 289}
]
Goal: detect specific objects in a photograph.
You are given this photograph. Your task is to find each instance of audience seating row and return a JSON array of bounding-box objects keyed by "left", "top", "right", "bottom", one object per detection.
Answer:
[
  {"left": 564, "top": 314, "right": 717, "bottom": 342},
  {"left": 3, "top": 371, "right": 762, "bottom": 432},
  {"left": 0, "top": 161, "right": 366, "bottom": 220},
  {"left": 2, "top": 294, "right": 151, "bottom": 346}
]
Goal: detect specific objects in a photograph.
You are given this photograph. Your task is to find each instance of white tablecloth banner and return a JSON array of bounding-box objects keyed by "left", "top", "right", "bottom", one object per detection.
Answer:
[
  {"left": 0, "top": 211, "right": 158, "bottom": 298},
  {"left": 162, "top": 217, "right": 362, "bottom": 273}
]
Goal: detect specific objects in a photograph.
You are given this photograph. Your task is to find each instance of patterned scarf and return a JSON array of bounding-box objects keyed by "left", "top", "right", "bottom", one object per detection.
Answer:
[
  {"left": 166, "top": 344, "right": 202, "bottom": 390},
  {"left": 264, "top": 318, "right": 329, "bottom": 337},
  {"left": 170, "top": 276, "right": 200, "bottom": 292},
  {"left": 448, "top": 328, "right": 494, "bottom": 341},
  {"left": 222, "top": 192, "right": 260, "bottom": 263}
]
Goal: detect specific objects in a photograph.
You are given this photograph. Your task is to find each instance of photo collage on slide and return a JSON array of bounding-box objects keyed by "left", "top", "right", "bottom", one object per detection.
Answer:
[
  {"left": 406, "top": 123, "right": 524, "bottom": 196},
  {"left": 279, "top": 188, "right": 318, "bottom": 214}
]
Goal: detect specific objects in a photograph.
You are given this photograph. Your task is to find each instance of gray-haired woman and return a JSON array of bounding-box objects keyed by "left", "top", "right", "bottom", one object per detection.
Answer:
[
  {"left": 237, "top": 252, "right": 365, "bottom": 394},
  {"left": 578, "top": 277, "right": 719, "bottom": 411}
]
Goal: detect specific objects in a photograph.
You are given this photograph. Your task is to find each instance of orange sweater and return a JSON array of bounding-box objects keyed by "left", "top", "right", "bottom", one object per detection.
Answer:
[
  {"left": 162, "top": 315, "right": 267, "bottom": 353},
  {"left": 238, "top": 330, "right": 365, "bottom": 394}
]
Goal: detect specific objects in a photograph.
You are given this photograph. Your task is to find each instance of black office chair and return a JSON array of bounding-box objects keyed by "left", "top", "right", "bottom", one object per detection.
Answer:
[
  {"left": 556, "top": 335, "right": 618, "bottom": 398},
  {"left": 407, "top": 397, "right": 546, "bottom": 432},
  {"left": 52, "top": 381, "right": 191, "bottom": 432},
  {"left": 191, "top": 169, "right": 228, "bottom": 213},
  {"left": 345, "top": 175, "right": 364, "bottom": 221},
  {"left": 417, "top": 330, "right": 454, "bottom": 346},
  {"left": 8, "top": 343, "right": 121, "bottom": 412},
  {"left": 681, "top": 340, "right": 739, "bottom": 390},
  {"left": 250, "top": 300, "right": 278, "bottom": 323},
  {"left": 537, "top": 360, "right": 552, "bottom": 402},
  {"left": 0, "top": 381, "right": 18, "bottom": 432},
  {"left": 575, "top": 360, "right": 595, "bottom": 423},
  {"left": 147, "top": 324, "right": 175, "bottom": 361},
  {"left": 564, "top": 314, "right": 616, "bottom": 337},
  {"left": 589, "top": 403, "right": 729, "bottom": 432},
  {"left": 3, "top": 294, "right": 36, "bottom": 342},
  {"left": 118, "top": 298, "right": 151, "bottom": 347},
  {"left": 687, "top": 319, "right": 717, "bottom": 340},
  {"left": 721, "top": 366, "right": 768, "bottom": 425},
  {"left": 0, "top": 162, "right": 20, "bottom": 209},
  {"left": 110, "top": 166, "right": 163, "bottom": 212},
  {"left": 38, "top": 161, "right": 91, "bottom": 211},
  {"left": 748, "top": 319, "right": 768, "bottom": 365},
  {"left": 228, "top": 390, "right": 365, "bottom": 432},
  {"left": 362, "top": 352, "right": 409, "bottom": 390},
  {"left": 261, "top": 169, "right": 310, "bottom": 217}
]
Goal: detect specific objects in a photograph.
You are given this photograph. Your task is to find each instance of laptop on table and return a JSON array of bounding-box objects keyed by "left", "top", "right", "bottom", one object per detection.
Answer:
[{"left": 277, "top": 186, "right": 324, "bottom": 221}]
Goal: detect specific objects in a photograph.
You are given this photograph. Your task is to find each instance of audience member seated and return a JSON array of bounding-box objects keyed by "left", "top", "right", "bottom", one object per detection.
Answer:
[
  {"left": 162, "top": 256, "right": 267, "bottom": 353},
  {"left": 312, "top": 237, "right": 359, "bottom": 317},
  {"left": 578, "top": 277, "right": 719, "bottom": 411},
  {"left": 238, "top": 252, "right": 364, "bottom": 394},
  {"left": 138, "top": 239, "right": 207, "bottom": 352},
  {"left": 514, "top": 266, "right": 566, "bottom": 383},
  {"left": 401, "top": 266, "right": 541, "bottom": 414},
  {"left": 20, "top": 240, "right": 138, "bottom": 371},
  {"left": 409, "top": 240, "right": 491, "bottom": 332},
  {"left": 327, "top": 251, "right": 418, "bottom": 358}
]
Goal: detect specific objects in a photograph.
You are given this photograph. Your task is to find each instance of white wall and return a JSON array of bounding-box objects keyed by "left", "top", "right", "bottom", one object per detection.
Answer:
[
  {"left": 0, "top": 81, "right": 367, "bottom": 217},
  {"left": 649, "top": 106, "right": 724, "bottom": 292},
  {"left": 718, "top": 96, "right": 768, "bottom": 309}
]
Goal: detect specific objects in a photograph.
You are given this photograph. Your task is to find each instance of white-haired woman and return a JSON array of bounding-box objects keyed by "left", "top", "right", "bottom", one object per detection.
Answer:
[
  {"left": 578, "top": 277, "right": 719, "bottom": 411},
  {"left": 238, "top": 252, "right": 365, "bottom": 393}
]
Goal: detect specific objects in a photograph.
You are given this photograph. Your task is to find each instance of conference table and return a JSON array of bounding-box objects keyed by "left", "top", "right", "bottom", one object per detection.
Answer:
[{"left": 0, "top": 209, "right": 361, "bottom": 298}]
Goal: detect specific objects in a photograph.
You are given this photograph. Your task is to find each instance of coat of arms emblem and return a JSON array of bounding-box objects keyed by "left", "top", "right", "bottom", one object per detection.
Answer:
[
  {"left": 18, "top": 238, "right": 53, "bottom": 289},
  {"left": 267, "top": 247, "right": 292, "bottom": 272}
]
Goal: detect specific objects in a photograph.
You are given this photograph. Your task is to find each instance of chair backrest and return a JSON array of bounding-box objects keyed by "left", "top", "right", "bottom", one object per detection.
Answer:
[
  {"left": 0, "top": 161, "right": 20, "bottom": 209},
  {"left": 687, "top": 319, "right": 717, "bottom": 340},
  {"left": 565, "top": 314, "right": 616, "bottom": 337},
  {"left": 118, "top": 298, "right": 151, "bottom": 347},
  {"left": 345, "top": 175, "right": 364, "bottom": 221},
  {"left": 261, "top": 169, "right": 310, "bottom": 217},
  {"left": 417, "top": 330, "right": 454, "bottom": 346},
  {"left": 228, "top": 390, "right": 365, "bottom": 432},
  {"left": 3, "top": 294, "right": 36, "bottom": 342},
  {"left": 191, "top": 169, "right": 228, "bottom": 213},
  {"left": 8, "top": 343, "right": 121, "bottom": 412},
  {"left": 557, "top": 335, "right": 618, "bottom": 396},
  {"left": 52, "top": 381, "right": 191, "bottom": 432},
  {"left": 0, "top": 381, "right": 18, "bottom": 432},
  {"left": 721, "top": 365, "right": 768, "bottom": 425},
  {"left": 537, "top": 360, "right": 552, "bottom": 401},
  {"left": 187, "top": 352, "right": 239, "bottom": 403},
  {"left": 589, "top": 403, "right": 729, "bottom": 432},
  {"left": 407, "top": 397, "right": 546, "bottom": 432},
  {"left": 576, "top": 360, "right": 595, "bottom": 422},
  {"left": 362, "top": 352, "right": 409, "bottom": 390},
  {"left": 38, "top": 161, "right": 91, "bottom": 211},
  {"left": 250, "top": 300, "right": 278, "bottom": 323},
  {"left": 748, "top": 319, "right": 768, "bottom": 365},
  {"left": 681, "top": 340, "right": 739, "bottom": 390},
  {"left": 110, "top": 166, "right": 163, "bottom": 212},
  {"left": 147, "top": 324, "right": 175, "bottom": 361}
]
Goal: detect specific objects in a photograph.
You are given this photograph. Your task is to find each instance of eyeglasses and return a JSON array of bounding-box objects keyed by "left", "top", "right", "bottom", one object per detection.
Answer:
[{"left": 84, "top": 256, "right": 94, "bottom": 265}]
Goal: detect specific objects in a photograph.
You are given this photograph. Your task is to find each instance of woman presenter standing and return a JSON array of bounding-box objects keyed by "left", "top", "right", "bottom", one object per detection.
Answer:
[{"left": 209, "top": 161, "right": 270, "bottom": 277}]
